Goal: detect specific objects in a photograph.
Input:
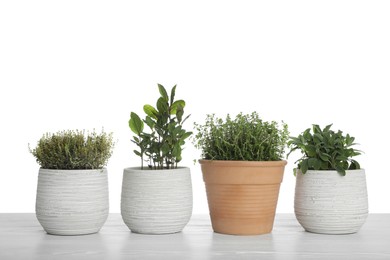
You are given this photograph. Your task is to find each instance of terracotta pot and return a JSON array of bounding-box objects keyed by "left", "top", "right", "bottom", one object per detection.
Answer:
[
  {"left": 199, "top": 160, "right": 287, "bottom": 235},
  {"left": 121, "top": 167, "right": 193, "bottom": 234},
  {"left": 295, "top": 169, "right": 368, "bottom": 234},
  {"left": 36, "top": 168, "right": 109, "bottom": 235}
]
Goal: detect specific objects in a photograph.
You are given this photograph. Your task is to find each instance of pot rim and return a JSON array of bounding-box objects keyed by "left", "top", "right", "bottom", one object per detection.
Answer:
[
  {"left": 123, "top": 166, "right": 190, "bottom": 173},
  {"left": 296, "top": 169, "right": 365, "bottom": 174},
  {"left": 39, "top": 168, "right": 107, "bottom": 174},
  {"left": 199, "top": 159, "right": 287, "bottom": 167}
]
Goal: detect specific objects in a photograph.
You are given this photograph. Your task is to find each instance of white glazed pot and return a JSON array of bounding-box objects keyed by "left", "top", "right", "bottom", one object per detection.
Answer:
[
  {"left": 36, "top": 168, "right": 109, "bottom": 235},
  {"left": 295, "top": 169, "right": 368, "bottom": 234},
  {"left": 121, "top": 167, "right": 193, "bottom": 234}
]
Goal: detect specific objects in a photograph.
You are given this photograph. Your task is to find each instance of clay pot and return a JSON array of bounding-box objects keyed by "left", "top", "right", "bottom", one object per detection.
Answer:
[
  {"left": 36, "top": 168, "right": 109, "bottom": 235},
  {"left": 295, "top": 169, "right": 368, "bottom": 234},
  {"left": 121, "top": 167, "right": 193, "bottom": 234},
  {"left": 199, "top": 160, "right": 287, "bottom": 235}
]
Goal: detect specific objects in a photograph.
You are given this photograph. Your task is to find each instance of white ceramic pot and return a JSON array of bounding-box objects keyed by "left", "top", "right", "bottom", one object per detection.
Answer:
[
  {"left": 121, "top": 167, "right": 193, "bottom": 234},
  {"left": 36, "top": 168, "right": 109, "bottom": 235},
  {"left": 295, "top": 169, "right": 368, "bottom": 234}
]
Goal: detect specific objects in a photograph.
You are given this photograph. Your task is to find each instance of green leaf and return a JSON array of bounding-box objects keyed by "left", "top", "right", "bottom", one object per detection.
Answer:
[
  {"left": 172, "top": 143, "right": 181, "bottom": 157},
  {"left": 313, "top": 133, "right": 324, "bottom": 143},
  {"left": 170, "top": 85, "right": 176, "bottom": 106},
  {"left": 161, "top": 143, "right": 170, "bottom": 156},
  {"left": 320, "top": 161, "right": 329, "bottom": 170},
  {"left": 144, "top": 116, "right": 155, "bottom": 129},
  {"left": 129, "top": 112, "right": 144, "bottom": 135},
  {"left": 157, "top": 97, "right": 169, "bottom": 113},
  {"left": 313, "top": 124, "right": 322, "bottom": 134},
  {"left": 181, "top": 131, "right": 192, "bottom": 140},
  {"left": 143, "top": 105, "right": 158, "bottom": 119},
  {"left": 133, "top": 150, "right": 141, "bottom": 157},
  {"left": 336, "top": 166, "right": 346, "bottom": 176},
  {"left": 158, "top": 83, "right": 169, "bottom": 101},
  {"left": 349, "top": 159, "right": 361, "bottom": 170},
  {"left": 319, "top": 153, "right": 331, "bottom": 162},
  {"left": 176, "top": 106, "right": 184, "bottom": 122},
  {"left": 300, "top": 159, "right": 309, "bottom": 174},
  {"left": 170, "top": 100, "right": 186, "bottom": 114},
  {"left": 308, "top": 158, "right": 321, "bottom": 170},
  {"left": 305, "top": 145, "right": 316, "bottom": 157},
  {"left": 323, "top": 124, "right": 333, "bottom": 132},
  {"left": 303, "top": 128, "right": 312, "bottom": 140}
]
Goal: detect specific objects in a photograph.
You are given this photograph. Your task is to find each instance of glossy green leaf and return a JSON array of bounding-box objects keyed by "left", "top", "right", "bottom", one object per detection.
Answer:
[
  {"left": 170, "top": 85, "right": 176, "bottom": 106},
  {"left": 143, "top": 105, "right": 158, "bottom": 119},
  {"left": 349, "top": 159, "right": 361, "bottom": 170},
  {"left": 144, "top": 116, "right": 155, "bottom": 129},
  {"left": 181, "top": 131, "right": 192, "bottom": 140},
  {"left": 129, "top": 112, "right": 144, "bottom": 135},
  {"left": 157, "top": 97, "right": 169, "bottom": 113},
  {"left": 170, "top": 100, "right": 186, "bottom": 114},
  {"left": 158, "top": 83, "right": 169, "bottom": 101}
]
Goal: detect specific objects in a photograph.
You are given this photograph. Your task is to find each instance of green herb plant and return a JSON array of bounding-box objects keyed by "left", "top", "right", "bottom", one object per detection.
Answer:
[
  {"left": 193, "top": 112, "right": 289, "bottom": 161},
  {"left": 30, "top": 130, "right": 114, "bottom": 170},
  {"left": 287, "top": 124, "right": 361, "bottom": 176},
  {"left": 129, "top": 84, "right": 192, "bottom": 170}
]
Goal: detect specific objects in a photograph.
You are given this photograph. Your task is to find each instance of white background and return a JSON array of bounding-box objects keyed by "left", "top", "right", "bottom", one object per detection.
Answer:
[{"left": 1, "top": 0, "right": 389, "bottom": 214}]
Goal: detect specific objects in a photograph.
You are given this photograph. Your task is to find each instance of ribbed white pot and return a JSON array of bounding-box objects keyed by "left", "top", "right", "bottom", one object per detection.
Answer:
[
  {"left": 36, "top": 168, "right": 109, "bottom": 235},
  {"left": 121, "top": 167, "right": 193, "bottom": 234},
  {"left": 295, "top": 169, "right": 368, "bottom": 234}
]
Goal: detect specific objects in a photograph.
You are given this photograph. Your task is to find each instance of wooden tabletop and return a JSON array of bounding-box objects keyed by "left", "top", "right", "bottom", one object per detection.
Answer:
[{"left": 1, "top": 214, "right": 389, "bottom": 259}]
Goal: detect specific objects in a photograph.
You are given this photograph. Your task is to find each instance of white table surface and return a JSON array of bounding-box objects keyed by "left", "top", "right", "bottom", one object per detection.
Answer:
[{"left": 1, "top": 214, "right": 389, "bottom": 260}]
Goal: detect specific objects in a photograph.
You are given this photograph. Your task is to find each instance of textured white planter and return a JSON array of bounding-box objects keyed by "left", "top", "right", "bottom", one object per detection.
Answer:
[
  {"left": 121, "top": 167, "right": 193, "bottom": 234},
  {"left": 295, "top": 169, "right": 368, "bottom": 234},
  {"left": 36, "top": 168, "right": 109, "bottom": 235}
]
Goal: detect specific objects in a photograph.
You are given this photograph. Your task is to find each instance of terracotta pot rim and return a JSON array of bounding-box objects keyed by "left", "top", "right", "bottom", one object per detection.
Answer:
[{"left": 199, "top": 159, "right": 287, "bottom": 167}]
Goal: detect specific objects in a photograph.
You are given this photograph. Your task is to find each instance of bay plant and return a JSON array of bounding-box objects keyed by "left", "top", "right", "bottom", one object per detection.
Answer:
[
  {"left": 193, "top": 112, "right": 289, "bottom": 161},
  {"left": 287, "top": 124, "right": 361, "bottom": 176},
  {"left": 30, "top": 130, "right": 114, "bottom": 170},
  {"left": 129, "top": 84, "right": 192, "bottom": 170}
]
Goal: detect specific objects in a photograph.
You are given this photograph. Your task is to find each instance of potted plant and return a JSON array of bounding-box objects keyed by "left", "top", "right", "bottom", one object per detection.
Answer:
[
  {"left": 30, "top": 130, "right": 114, "bottom": 235},
  {"left": 288, "top": 124, "right": 368, "bottom": 234},
  {"left": 121, "top": 84, "right": 193, "bottom": 234},
  {"left": 193, "top": 112, "right": 289, "bottom": 235}
]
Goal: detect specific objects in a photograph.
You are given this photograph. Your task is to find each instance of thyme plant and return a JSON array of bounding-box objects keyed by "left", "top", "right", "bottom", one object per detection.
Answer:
[
  {"left": 129, "top": 84, "right": 192, "bottom": 170},
  {"left": 287, "top": 124, "right": 362, "bottom": 176},
  {"left": 193, "top": 112, "right": 289, "bottom": 161},
  {"left": 30, "top": 130, "right": 114, "bottom": 170}
]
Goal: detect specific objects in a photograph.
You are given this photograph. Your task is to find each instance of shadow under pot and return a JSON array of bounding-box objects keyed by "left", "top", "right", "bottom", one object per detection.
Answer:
[
  {"left": 35, "top": 168, "right": 109, "bottom": 235},
  {"left": 294, "top": 169, "right": 368, "bottom": 234},
  {"left": 121, "top": 167, "right": 193, "bottom": 234}
]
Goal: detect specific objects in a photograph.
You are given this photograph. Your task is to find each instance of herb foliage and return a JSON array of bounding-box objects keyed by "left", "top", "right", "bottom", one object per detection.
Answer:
[
  {"left": 129, "top": 84, "right": 192, "bottom": 170},
  {"left": 287, "top": 124, "right": 361, "bottom": 176},
  {"left": 30, "top": 130, "right": 114, "bottom": 170},
  {"left": 193, "top": 112, "right": 289, "bottom": 161}
]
